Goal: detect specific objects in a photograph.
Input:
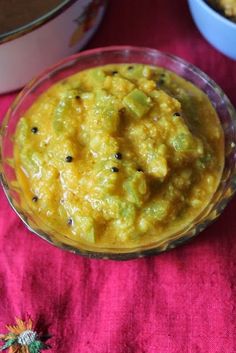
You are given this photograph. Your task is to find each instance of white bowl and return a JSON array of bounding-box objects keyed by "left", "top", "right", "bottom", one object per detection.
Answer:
[{"left": 188, "top": 0, "right": 236, "bottom": 60}]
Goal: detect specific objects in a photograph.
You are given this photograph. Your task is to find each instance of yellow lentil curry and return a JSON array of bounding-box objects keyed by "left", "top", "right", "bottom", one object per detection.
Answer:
[{"left": 14, "top": 64, "right": 224, "bottom": 248}]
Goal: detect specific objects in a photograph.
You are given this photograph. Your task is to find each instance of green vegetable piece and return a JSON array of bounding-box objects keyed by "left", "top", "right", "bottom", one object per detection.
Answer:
[
  {"left": 176, "top": 90, "right": 199, "bottom": 122},
  {"left": 88, "top": 68, "right": 106, "bottom": 87},
  {"left": 124, "top": 64, "right": 145, "bottom": 79},
  {"left": 93, "top": 90, "right": 119, "bottom": 133},
  {"left": 92, "top": 69, "right": 106, "bottom": 81},
  {"left": 21, "top": 149, "right": 42, "bottom": 174},
  {"left": 172, "top": 133, "right": 192, "bottom": 152},
  {"left": 123, "top": 89, "right": 152, "bottom": 118},
  {"left": 124, "top": 181, "right": 141, "bottom": 206},
  {"left": 119, "top": 203, "right": 136, "bottom": 227},
  {"left": 17, "top": 117, "right": 29, "bottom": 146},
  {"left": 123, "top": 172, "right": 146, "bottom": 206},
  {"left": 81, "top": 216, "right": 95, "bottom": 243},
  {"left": 53, "top": 98, "right": 68, "bottom": 133},
  {"left": 201, "top": 153, "right": 212, "bottom": 164},
  {"left": 196, "top": 153, "right": 213, "bottom": 169},
  {"left": 74, "top": 215, "right": 95, "bottom": 243},
  {"left": 145, "top": 200, "right": 169, "bottom": 221},
  {"left": 53, "top": 89, "right": 80, "bottom": 133}
]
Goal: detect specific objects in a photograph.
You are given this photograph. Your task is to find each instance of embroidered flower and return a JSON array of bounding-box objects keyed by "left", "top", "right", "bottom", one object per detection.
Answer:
[{"left": 0, "top": 318, "right": 50, "bottom": 353}]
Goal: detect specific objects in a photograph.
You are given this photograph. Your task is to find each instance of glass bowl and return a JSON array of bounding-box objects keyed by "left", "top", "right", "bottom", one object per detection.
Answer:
[{"left": 1, "top": 46, "right": 236, "bottom": 260}]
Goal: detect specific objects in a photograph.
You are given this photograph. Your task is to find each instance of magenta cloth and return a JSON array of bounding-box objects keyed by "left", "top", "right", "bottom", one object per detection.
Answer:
[{"left": 1, "top": 1, "right": 236, "bottom": 352}]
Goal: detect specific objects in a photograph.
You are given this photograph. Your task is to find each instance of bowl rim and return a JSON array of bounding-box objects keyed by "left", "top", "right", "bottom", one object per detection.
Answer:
[
  {"left": 0, "top": 0, "right": 77, "bottom": 44},
  {"left": 1, "top": 45, "right": 236, "bottom": 260},
  {"left": 192, "top": 0, "right": 236, "bottom": 28}
]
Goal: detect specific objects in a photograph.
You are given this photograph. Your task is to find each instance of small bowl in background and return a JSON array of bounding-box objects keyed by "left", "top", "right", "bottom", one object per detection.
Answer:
[
  {"left": 188, "top": 0, "right": 236, "bottom": 60},
  {"left": 0, "top": 0, "right": 107, "bottom": 94}
]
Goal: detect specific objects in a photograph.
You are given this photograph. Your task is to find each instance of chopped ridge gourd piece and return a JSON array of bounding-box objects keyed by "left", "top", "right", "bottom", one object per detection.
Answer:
[
  {"left": 21, "top": 149, "right": 43, "bottom": 175},
  {"left": 90, "top": 90, "right": 119, "bottom": 133},
  {"left": 53, "top": 97, "right": 69, "bottom": 133},
  {"left": 73, "top": 215, "right": 95, "bottom": 243},
  {"left": 123, "top": 89, "right": 152, "bottom": 118},
  {"left": 123, "top": 64, "right": 145, "bottom": 80},
  {"left": 172, "top": 133, "right": 192, "bottom": 151},
  {"left": 16, "top": 117, "right": 29, "bottom": 146},
  {"left": 87, "top": 68, "right": 106, "bottom": 88},
  {"left": 123, "top": 171, "right": 147, "bottom": 207},
  {"left": 144, "top": 200, "right": 170, "bottom": 222}
]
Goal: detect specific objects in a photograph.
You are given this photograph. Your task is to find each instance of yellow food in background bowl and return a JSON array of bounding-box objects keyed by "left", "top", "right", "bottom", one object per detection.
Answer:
[
  {"left": 13, "top": 63, "right": 224, "bottom": 248},
  {"left": 207, "top": 0, "right": 236, "bottom": 21},
  {"left": 1, "top": 47, "right": 235, "bottom": 259}
]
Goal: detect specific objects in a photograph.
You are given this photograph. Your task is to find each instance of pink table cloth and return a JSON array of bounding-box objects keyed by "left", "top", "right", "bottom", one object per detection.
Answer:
[{"left": 1, "top": 1, "right": 236, "bottom": 352}]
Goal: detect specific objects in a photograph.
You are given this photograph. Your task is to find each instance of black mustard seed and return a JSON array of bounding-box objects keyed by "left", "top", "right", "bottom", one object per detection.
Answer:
[
  {"left": 111, "top": 167, "right": 119, "bottom": 173},
  {"left": 67, "top": 218, "right": 73, "bottom": 226},
  {"left": 31, "top": 127, "right": 38, "bottom": 134},
  {"left": 115, "top": 152, "right": 122, "bottom": 160},
  {"left": 65, "top": 156, "right": 73, "bottom": 163}
]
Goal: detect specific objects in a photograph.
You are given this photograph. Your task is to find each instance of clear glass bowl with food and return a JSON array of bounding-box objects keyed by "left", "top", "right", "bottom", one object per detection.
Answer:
[{"left": 1, "top": 46, "right": 236, "bottom": 260}]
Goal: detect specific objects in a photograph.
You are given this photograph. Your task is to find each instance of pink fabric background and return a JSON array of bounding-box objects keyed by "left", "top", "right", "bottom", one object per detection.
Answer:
[{"left": 1, "top": 1, "right": 236, "bottom": 352}]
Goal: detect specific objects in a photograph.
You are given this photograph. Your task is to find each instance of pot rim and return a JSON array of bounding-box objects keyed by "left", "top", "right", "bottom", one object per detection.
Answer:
[{"left": 0, "top": 0, "right": 78, "bottom": 44}]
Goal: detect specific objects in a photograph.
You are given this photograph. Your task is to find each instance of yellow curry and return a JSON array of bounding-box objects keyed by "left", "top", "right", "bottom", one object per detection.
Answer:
[{"left": 14, "top": 64, "right": 224, "bottom": 248}]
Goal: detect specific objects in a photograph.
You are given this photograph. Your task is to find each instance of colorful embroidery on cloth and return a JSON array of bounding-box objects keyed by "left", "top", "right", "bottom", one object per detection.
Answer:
[{"left": 0, "top": 318, "right": 50, "bottom": 353}]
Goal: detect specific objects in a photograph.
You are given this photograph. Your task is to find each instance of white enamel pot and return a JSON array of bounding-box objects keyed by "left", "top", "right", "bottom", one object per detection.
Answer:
[{"left": 0, "top": 0, "right": 107, "bottom": 94}]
